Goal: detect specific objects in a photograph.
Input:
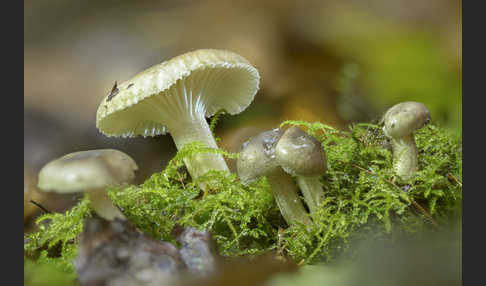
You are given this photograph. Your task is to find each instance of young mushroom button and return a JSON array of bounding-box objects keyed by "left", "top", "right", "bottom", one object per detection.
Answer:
[
  {"left": 275, "top": 126, "right": 327, "bottom": 214},
  {"left": 237, "top": 128, "right": 311, "bottom": 226},
  {"left": 382, "top": 101, "right": 431, "bottom": 180},
  {"left": 37, "top": 149, "right": 138, "bottom": 221},
  {"left": 96, "top": 49, "right": 260, "bottom": 185}
]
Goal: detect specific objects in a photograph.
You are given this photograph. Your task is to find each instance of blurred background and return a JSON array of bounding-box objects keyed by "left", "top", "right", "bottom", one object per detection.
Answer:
[{"left": 24, "top": 0, "right": 461, "bottom": 227}]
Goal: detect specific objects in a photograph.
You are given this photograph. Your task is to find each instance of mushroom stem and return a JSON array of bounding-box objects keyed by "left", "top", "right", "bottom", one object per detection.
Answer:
[
  {"left": 86, "top": 189, "right": 125, "bottom": 221},
  {"left": 169, "top": 116, "right": 230, "bottom": 180},
  {"left": 266, "top": 169, "right": 311, "bottom": 226},
  {"left": 389, "top": 134, "right": 418, "bottom": 180},
  {"left": 296, "top": 176, "right": 324, "bottom": 214}
]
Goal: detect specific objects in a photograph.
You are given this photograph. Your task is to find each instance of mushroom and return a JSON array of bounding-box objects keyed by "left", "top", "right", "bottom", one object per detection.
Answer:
[
  {"left": 96, "top": 49, "right": 260, "bottom": 184},
  {"left": 275, "top": 126, "right": 327, "bottom": 214},
  {"left": 237, "top": 128, "right": 311, "bottom": 226},
  {"left": 37, "top": 149, "right": 138, "bottom": 221},
  {"left": 382, "top": 101, "right": 431, "bottom": 180}
]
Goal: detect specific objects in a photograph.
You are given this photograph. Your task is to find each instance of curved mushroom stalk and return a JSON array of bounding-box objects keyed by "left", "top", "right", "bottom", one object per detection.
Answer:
[
  {"left": 169, "top": 115, "right": 229, "bottom": 180},
  {"left": 295, "top": 176, "right": 324, "bottom": 214},
  {"left": 389, "top": 134, "right": 418, "bottom": 180},
  {"left": 266, "top": 169, "right": 312, "bottom": 226},
  {"left": 275, "top": 126, "right": 328, "bottom": 214}
]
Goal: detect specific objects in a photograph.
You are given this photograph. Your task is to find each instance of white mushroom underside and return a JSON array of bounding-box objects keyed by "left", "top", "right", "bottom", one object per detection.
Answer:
[{"left": 97, "top": 66, "right": 258, "bottom": 138}]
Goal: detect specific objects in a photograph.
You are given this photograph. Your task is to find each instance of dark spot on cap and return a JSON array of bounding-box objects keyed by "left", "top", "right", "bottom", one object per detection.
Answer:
[
  {"left": 107, "top": 81, "right": 119, "bottom": 102},
  {"left": 127, "top": 83, "right": 134, "bottom": 89}
]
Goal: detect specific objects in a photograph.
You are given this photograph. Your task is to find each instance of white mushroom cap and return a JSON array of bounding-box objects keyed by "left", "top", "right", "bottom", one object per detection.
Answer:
[
  {"left": 383, "top": 101, "right": 431, "bottom": 138},
  {"left": 96, "top": 49, "right": 260, "bottom": 138},
  {"left": 38, "top": 149, "right": 138, "bottom": 193}
]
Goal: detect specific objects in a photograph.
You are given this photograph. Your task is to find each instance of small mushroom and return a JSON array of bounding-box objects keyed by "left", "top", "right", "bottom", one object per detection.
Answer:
[
  {"left": 37, "top": 149, "right": 138, "bottom": 221},
  {"left": 275, "top": 126, "right": 327, "bottom": 214},
  {"left": 382, "top": 101, "right": 431, "bottom": 180},
  {"left": 96, "top": 49, "right": 260, "bottom": 184},
  {"left": 237, "top": 128, "right": 311, "bottom": 226}
]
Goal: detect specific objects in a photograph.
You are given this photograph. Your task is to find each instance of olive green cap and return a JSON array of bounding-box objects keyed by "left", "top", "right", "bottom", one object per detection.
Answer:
[
  {"left": 382, "top": 101, "right": 431, "bottom": 138},
  {"left": 237, "top": 128, "right": 283, "bottom": 185},
  {"left": 275, "top": 126, "right": 327, "bottom": 177}
]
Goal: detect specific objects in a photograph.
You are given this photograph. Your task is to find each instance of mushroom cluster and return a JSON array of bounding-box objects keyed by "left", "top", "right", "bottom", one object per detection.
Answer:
[
  {"left": 237, "top": 128, "right": 311, "bottom": 226},
  {"left": 235, "top": 101, "right": 431, "bottom": 225},
  {"left": 23, "top": 45, "right": 452, "bottom": 286},
  {"left": 31, "top": 49, "right": 261, "bottom": 224},
  {"left": 30, "top": 49, "right": 433, "bottom": 234},
  {"left": 237, "top": 126, "right": 328, "bottom": 226}
]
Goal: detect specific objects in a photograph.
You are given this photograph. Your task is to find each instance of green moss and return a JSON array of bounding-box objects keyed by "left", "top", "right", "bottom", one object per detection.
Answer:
[
  {"left": 109, "top": 142, "right": 281, "bottom": 256},
  {"left": 109, "top": 121, "right": 461, "bottom": 263},
  {"left": 24, "top": 198, "right": 91, "bottom": 280},
  {"left": 24, "top": 120, "right": 462, "bottom": 279},
  {"left": 277, "top": 121, "right": 461, "bottom": 263},
  {"left": 24, "top": 258, "right": 76, "bottom": 286}
]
